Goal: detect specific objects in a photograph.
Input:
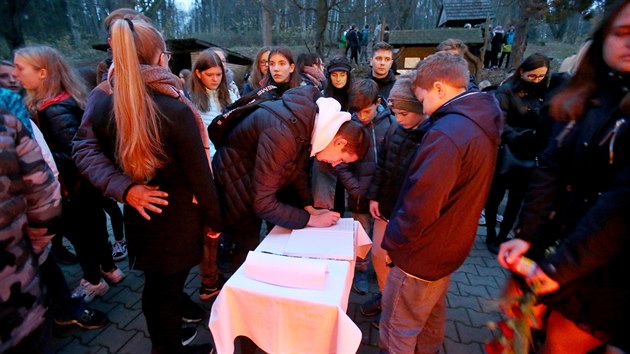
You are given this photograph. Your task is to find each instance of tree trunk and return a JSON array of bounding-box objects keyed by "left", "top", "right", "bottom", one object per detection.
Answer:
[
  {"left": 510, "top": 0, "right": 542, "bottom": 70},
  {"left": 261, "top": 0, "right": 272, "bottom": 45},
  {"left": 0, "top": 0, "right": 28, "bottom": 50},
  {"left": 314, "top": 0, "right": 328, "bottom": 57}
]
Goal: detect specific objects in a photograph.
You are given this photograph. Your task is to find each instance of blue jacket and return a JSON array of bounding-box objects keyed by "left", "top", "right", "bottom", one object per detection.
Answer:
[{"left": 383, "top": 91, "right": 503, "bottom": 280}]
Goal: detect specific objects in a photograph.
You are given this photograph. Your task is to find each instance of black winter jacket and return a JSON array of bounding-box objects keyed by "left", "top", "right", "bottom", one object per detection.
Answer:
[
  {"left": 515, "top": 73, "right": 630, "bottom": 342},
  {"left": 366, "top": 119, "right": 432, "bottom": 218},
  {"left": 35, "top": 97, "right": 91, "bottom": 197},
  {"left": 495, "top": 78, "right": 549, "bottom": 161},
  {"left": 212, "top": 86, "right": 320, "bottom": 229},
  {"left": 91, "top": 93, "right": 223, "bottom": 273},
  {"left": 368, "top": 70, "right": 396, "bottom": 99},
  {"left": 336, "top": 106, "right": 393, "bottom": 213}
]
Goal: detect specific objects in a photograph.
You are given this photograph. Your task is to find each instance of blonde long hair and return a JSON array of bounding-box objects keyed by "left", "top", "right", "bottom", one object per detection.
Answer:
[
  {"left": 14, "top": 45, "right": 87, "bottom": 112},
  {"left": 110, "top": 19, "right": 166, "bottom": 183}
]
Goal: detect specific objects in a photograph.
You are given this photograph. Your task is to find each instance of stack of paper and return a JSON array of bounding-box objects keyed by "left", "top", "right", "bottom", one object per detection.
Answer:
[{"left": 283, "top": 218, "right": 355, "bottom": 260}]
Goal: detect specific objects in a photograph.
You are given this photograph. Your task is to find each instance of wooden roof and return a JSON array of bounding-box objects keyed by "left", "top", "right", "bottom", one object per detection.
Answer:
[
  {"left": 437, "top": 0, "right": 493, "bottom": 28},
  {"left": 92, "top": 38, "right": 253, "bottom": 66},
  {"left": 388, "top": 28, "right": 484, "bottom": 46}
]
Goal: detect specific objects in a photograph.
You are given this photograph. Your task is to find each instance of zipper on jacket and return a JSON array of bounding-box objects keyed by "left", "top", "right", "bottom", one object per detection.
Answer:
[
  {"left": 607, "top": 118, "right": 626, "bottom": 164},
  {"left": 556, "top": 121, "right": 575, "bottom": 147}
]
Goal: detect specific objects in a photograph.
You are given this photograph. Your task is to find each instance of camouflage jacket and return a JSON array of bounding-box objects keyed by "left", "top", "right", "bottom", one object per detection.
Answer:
[{"left": 0, "top": 110, "right": 61, "bottom": 351}]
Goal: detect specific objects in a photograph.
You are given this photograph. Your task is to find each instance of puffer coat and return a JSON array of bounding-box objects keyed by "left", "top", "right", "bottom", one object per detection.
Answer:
[{"left": 212, "top": 86, "right": 320, "bottom": 229}]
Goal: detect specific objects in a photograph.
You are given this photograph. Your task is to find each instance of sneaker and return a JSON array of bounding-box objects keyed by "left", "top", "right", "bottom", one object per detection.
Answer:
[
  {"left": 199, "top": 276, "right": 226, "bottom": 301},
  {"left": 101, "top": 266, "right": 126, "bottom": 284},
  {"left": 71, "top": 279, "right": 109, "bottom": 303},
  {"left": 352, "top": 270, "right": 369, "bottom": 295},
  {"left": 182, "top": 294, "right": 204, "bottom": 323},
  {"left": 478, "top": 212, "right": 486, "bottom": 226},
  {"left": 112, "top": 240, "right": 128, "bottom": 261},
  {"left": 181, "top": 327, "right": 198, "bottom": 346},
  {"left": 51, "top": 244, "right": 78, "bottom": 265},
  {"left": 360, "top": 293, "right": 382, "bottom": 317},
  {"left": 496, "top": 214, "right": 504, "bottom": 223},
  {"left": 54, "top": 301, "right": 109, "bottom": 329}
]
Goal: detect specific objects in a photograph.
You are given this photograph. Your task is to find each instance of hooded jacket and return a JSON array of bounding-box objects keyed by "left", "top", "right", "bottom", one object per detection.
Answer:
[
  {"left": 336, "top": 105, "right": 393, "bottom": 213},
  {"left": 213, "top": 86, "right": 350, "bottom": 229},
  {"left": 382, "top": 91, "right": 503, "bottom": 280}
]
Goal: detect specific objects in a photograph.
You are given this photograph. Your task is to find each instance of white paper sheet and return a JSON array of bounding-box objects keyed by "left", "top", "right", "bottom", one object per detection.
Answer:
[{"left": 283, "top": 218, "right": 355, "bottom": 260}]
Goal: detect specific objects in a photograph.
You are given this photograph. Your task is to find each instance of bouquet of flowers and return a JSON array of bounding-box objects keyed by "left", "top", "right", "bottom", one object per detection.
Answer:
[{"left": 486, "top": 257, "right": 543, "bottom": 354}]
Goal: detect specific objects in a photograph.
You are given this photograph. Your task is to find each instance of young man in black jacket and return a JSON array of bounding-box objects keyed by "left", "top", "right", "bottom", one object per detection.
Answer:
[{"left": 212, "top": 85, "right": 370, "bottom": 269}]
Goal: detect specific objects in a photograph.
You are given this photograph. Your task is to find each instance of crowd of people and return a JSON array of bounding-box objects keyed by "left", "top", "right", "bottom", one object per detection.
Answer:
[{"left": 1, "top": 1, "right": 629, "bottom": 353}]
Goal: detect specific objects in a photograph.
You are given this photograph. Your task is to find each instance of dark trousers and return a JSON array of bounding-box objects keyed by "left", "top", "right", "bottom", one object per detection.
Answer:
[
  {"left": 40, "top": 256, "right": 72, "bottom": 316},
  {"left": 63, "top": 192, "right": 115, "bottom": 284},
  {"left": 484, "top": 169, "right": 533, "bottom": 245},
  {"left": 228, "top": 216, "right": 263, "bottom": 271},
  {"left": 143, "top": 268, "right": 190, "bottom": 353},
  {"left": 350, "top": 46, "right": 359, "bottom": 64},
  {"left": 102, "top": 198, "right": 124, "bottom": 242},
  {"left": 4, "top": 320, "right": 51, "bottom": 354},
  {"left": 499, "top": 52, "right": 511, "bottom": 69}
]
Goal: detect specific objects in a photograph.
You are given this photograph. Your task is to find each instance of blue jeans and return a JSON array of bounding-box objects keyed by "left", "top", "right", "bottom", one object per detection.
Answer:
[{"left": 379, "top": 267, "right": 449, "bottom": 354}]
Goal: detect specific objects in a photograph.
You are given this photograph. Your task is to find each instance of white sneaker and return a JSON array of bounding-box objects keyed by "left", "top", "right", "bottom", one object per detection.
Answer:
[
  {"left": 478, "top": 214, "right": 486, "bottom": 226},
  {"left": 72, "top": 279, "right": 109, "bottom": 302},
  {"left": 112, "top": 240, "right": 128, "bottom": 261},
  {"left": 101, "top": 267, "right": 126, "bottom": 284}
]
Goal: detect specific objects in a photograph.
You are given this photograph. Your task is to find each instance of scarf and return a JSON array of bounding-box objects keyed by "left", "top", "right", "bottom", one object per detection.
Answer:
[{"left": 110, "top": 65, "right": 212, "bottom": 170}]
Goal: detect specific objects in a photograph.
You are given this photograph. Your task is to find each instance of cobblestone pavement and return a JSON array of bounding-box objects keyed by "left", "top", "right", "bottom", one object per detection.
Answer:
[{"left": 51, "top": 225, "right": 506, "bottom": 353}]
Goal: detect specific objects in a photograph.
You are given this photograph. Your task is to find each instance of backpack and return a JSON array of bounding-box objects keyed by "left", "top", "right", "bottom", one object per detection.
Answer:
[{"left": 208, "top": 85, "right": 279, "bottom": 147}]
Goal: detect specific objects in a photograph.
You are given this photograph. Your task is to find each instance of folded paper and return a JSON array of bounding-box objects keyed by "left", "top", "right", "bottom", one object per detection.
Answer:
[{"left": 244, "top": 251, "right": 328, "bottom": 289}]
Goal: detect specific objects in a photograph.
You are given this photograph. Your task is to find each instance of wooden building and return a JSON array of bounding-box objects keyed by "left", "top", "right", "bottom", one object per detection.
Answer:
[
  {"left": 437, "top": 0, "right": 494, "bottom": 28},
  {"left": 93, "top": 38, "right": 253, "bottom": 82},
  {"left": 388, "top": 28, "right": 484, "bottom": 73}
]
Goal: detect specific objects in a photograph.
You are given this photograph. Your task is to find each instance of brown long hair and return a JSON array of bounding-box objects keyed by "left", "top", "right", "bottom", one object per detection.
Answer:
[
  {"left": 248, "top": 46, "right": 271, "bottom": 90},
  {"left": 262, "top": 46, "right": 300, "bottom": 89},
  {"left": 14, "top": 45, "right": 87, "bottom": 112},
  {"left": 549, "top": 0, "right": 630, "bottom": 122},
  {"left": 189, "top": 49, "right": 231, "bottom": 112},
  {"left": 110, "top": 19, "right": 166, "bottom": 183}
]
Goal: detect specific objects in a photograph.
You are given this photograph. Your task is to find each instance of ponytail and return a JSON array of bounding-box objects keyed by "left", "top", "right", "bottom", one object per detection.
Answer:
[{"left": 110, "top": 19, "right": 165, "bottom": 183}]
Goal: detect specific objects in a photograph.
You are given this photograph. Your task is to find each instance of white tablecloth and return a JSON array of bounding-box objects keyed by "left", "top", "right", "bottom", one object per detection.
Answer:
[{"left": 209, "top": 221, "right": 371, "bottom": 353}]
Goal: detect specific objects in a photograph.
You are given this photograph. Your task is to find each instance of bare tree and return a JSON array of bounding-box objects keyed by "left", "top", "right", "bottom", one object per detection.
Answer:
[
  {"left": 510, "top": 0, "right": 546, "bottom": 69},
  {"left": 262, "top": 0, "right": 273, "bottom": 45},
  {"left": 0, "top": 0, "right": 29, "bottom": 50}
]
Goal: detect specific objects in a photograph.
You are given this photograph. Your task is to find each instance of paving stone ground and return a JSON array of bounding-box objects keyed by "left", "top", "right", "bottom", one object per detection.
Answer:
[{"left": 51, "top": 223, "right": 506, "bottom": 353}]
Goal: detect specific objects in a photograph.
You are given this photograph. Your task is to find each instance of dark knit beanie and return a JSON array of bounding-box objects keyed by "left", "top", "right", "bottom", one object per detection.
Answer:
[
  {"left": 387, "top": 71, "right": 423, "bottom": 114},
  {"left": 326, "top": 55, "right": 352, "bottom": 74}
]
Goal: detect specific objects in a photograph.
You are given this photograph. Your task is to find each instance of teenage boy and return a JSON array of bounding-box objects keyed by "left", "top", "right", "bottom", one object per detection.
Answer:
[
  {"left": 360, "top": 71, "right": 432, "bottom": 325},
  {"left": 212, "top": 85, "right": 370, "bottom": 269},
  {"left": 368, "top": 42, "right": 397, "bottom": 99},
  {"left": 336, "top": 79, "right": 394, "bottom": 294},
  {"left": 379, "top": 52, "right": 503, "bottom": 352}
]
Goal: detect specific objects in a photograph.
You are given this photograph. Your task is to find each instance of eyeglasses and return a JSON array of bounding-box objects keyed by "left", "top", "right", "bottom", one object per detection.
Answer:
[
  {"left": 525, "top": 73, "right": 546, "bottom": 81},
  {"left": 162, "top": 51, "right": 172, "bottom": 61}
]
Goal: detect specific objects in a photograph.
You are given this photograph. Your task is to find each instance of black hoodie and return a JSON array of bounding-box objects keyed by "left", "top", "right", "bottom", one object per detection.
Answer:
[{"left": 383, "top": 90, "right": 504, "bottom": 280}]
